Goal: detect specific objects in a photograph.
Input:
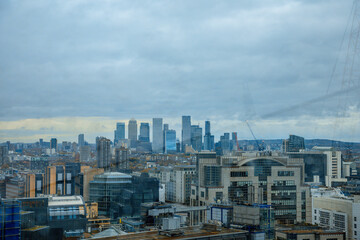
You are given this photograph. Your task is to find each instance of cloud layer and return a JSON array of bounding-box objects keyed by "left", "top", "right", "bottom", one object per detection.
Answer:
[{"left": 0, "top": 0, "right": 359, "bottom": 142}]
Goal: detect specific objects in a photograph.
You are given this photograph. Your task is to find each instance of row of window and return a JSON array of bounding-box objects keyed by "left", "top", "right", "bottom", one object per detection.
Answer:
[{"left": 278, "top": 171, "right": 294, "bottom": 176}]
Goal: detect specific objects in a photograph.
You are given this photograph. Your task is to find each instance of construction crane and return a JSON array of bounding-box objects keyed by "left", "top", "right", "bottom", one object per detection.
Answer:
[{"left": 245, "top": 121, "right": 264, "bottom": 151}]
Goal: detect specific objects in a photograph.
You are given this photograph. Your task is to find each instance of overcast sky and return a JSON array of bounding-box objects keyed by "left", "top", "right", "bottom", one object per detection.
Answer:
[{"left": 1, "top": 0, "right": 359, "bottom": 143}]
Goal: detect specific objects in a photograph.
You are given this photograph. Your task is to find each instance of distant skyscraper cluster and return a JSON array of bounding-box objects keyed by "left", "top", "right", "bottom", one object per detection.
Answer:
[{"left": 108, "top": 116, "right": 220, "bottom": 154}]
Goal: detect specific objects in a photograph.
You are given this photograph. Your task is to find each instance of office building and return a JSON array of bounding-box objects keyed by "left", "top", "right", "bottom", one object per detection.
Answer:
[
  {"left": 78, "top": 134, "right": 85, "bottom": 147},
  {"left": 152, "top": 118, "right": 163, "bottom": 153},
  {"left": 182, "top": 116, "right": 191, "bottom": 152},
  {"left": 96, "top": 137, "right": 111, "bottom": 170},
  {"left": 174, "top": 165, "right": 196, "bottom": 205},
  {"left": 219, "top": 133, "right": 231, "bottom": 155},
  {"left": 79, "top": 145, "right": 91, "bottom": 162},
  {"left": 164, "top": 129, "right": 176, "bottom": 154},
  {"left": 0, "top": 199, "right": 21, "bottom": 240},
  {"left": 284, "top": 134, "right": 305, "bottom": 152},
  {"left": 139, "top": 122, "right": 150, "bottom": 142},
  {"left": 128, "top": 119, "right": 138, "bottom": 147},
  {"left": 89, "top": 172, "right": 159, "bottom": 218},
  {"left": 64, "top": 162, "right": 81, "bottom": 195},
  {"left": 313, "top": 146, "right": 342, "bottom": 186},
  {"left": 6, "top": 177, "right": 25, "bottom": 199},
  {"left": 20, "top": 196, "right": 87, "bottom": 236},
  {"left": 75, "top": 167, "right": 104, "bottom": 201},
  {"left": 190, "top": 153, "right": 311, "bottom": 225},
  {"left": 114, "top": 122, "right": 125, "bottom": 145},
  {"left": 44, "top": 166, "right": 65, "bottom": 195},
  {"left": 50, "top": 138, "right": 57, "bottom": 150},
  {"left": 204, "top": 121, "right": 214, "bottom": 151},
  {"left": 0, "top": 146, "right": 8, "bottom": 166},
  {"left": 191, "top": 125, "right": 202, "bottom": 152},
  {"left": 25, "top": 173, "right": 44, "bottom": 198},
  {"left": 312, "top": 189, "right": 360, "bottom": 240}
]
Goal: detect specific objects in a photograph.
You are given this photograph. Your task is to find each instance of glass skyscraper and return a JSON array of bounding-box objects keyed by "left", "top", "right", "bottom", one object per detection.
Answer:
[
  {"left": 128, "top": 119, "right": 137, "bottom": 147},
  {"left": 182, "top": 116, "right": 191, "bottom": 152},
  {"left": 152, "top": 118, "right": 163, "bottom": 153},
  {"left": 114, "top": 122, "right": 125, "bottom": 145},
  {"left": 165, "top": 129, "right": 176, "bottom": 153},
  {"left": 139, "top": 123, "right": 150, "bottom": 142}
]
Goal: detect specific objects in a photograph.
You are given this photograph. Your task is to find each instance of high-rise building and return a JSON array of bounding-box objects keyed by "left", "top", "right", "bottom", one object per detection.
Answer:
[
  {"left": 139, "top": 123, "right": 150, "bottom": 142},
  {"left": 79, "top": 145, "right": 91, "bottom": 162},
  {"left": 191, "top": 125, "right": 202, "bottom": 152},
  {"left": 163, "top": 123, "right": 169, "bottom": 152},
  {"left": 182, "top": 116, "right": 191, "bottom": 152},
  {"left": 115, "top": 147, "right": 129, "bottom": 169},
  {"left": 128, "top": 119, "right": 138, "bottom": 147},
  {"left": 164, "top": 129, "right": 176, "bottom": 154},
  {"left": 114, "top": 122, "right": 125, "bottom": 145},
  {"left": 0, "top": 146, "right": 8, "bottom": 166},
  {"left": 50, "top": 138, "right": 57, "bottom": 150},
  {"left": 204, "top": 121, "right": 214, "bottom": 151},
  {"left": 287, "top": 134, "right": 305, "bottom": 152},
  {"left": 78, "top": 134, "right": 85, "bottom": 147},
  {"left": 96, "top": 137, "right": 111, "bottom": 170},
  {"left": 152, "top": 118, "right": 163, "bottom": 153}
]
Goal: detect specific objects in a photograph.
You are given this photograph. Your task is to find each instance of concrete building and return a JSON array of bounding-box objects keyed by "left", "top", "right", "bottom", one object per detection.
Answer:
[
  {"left": 182, "top": 116, "right": 191, "bottom": 152},
  {"left": 6, "top": 177, "right": 25, "bottom": 199},
  {"left": 114, "top": 147, "right": 129, "bottom": 170},
  {"left": 96, "top": 137, "right": 111, "bottom": 170},
  {"left": 79, "top": 145, "right": 91, "bottom": 162},
  {"left": 44, "top": 166, "right": 65, "bottom": 195},
  {"left": 190, "top": 153, "right": 311, "bottom": 225},
  {"left": 312, "top": 189, "right": 360, "bottom": 240},
  {"left": 152, "top": 118, "right": 163, "bottom": 153},
  {"left": 0, "top": 145, "right": 8, "bottom": 166},
  {"left": 75, "top": 167, "right": 104, "bottom": 201}
]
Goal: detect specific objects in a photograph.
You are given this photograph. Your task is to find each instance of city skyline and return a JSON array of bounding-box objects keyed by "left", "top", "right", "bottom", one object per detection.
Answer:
[{"left": 1, "top": 0, "right": 360, "bottom": 143}]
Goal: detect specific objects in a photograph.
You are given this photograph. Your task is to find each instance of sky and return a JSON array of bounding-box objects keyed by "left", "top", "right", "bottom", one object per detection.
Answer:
[{"left": 0, "top": 0, "right": 359, "bottom": 143}]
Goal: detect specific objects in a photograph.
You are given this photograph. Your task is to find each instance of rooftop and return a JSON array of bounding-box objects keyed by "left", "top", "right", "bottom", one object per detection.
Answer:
[{"left": 48, "top": 195, "right": 84, "bottom": 206}]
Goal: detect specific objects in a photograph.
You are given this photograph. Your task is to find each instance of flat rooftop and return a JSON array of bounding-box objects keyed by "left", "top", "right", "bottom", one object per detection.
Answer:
[{"left": 113, "top": 226, "right": 247, "bottom": 240}]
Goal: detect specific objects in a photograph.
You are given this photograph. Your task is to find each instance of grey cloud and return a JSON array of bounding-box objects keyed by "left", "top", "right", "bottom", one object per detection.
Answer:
[{"left": 0, "top": 0, "right": 358, "bottom": 125}]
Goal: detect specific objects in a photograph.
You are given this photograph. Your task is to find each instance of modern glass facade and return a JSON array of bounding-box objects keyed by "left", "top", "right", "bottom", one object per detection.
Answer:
[
  {"left": 165, "top": 130, "right": 176, "bottom": 153},
  {"left": 0, "top": 199, "right": 21, "bottom": 240},
  {"left": 139, "top": 123, "right": 150, "bottom": 142},
  {"left": 152, "top": 118, "right": 163, "bottom": 153}
]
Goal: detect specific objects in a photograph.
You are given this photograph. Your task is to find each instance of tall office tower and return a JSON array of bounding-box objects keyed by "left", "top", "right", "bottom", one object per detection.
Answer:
[
  {"left": 115, "top": 147, "right": 129, "bottom": 169},
  {"left": 39, "top": 138, "right": 43, "bottom": 147},
  {"left": 128, "top": 119, "right": 138, "bottom": 147},
  {"left": 152, "top": 118, "right": 163, "bottom": 153},
  {"left": 204, "top": 121, "right": 214, "bottom": 151},
  {"left": 220, "top": 133, "right": 231, "bottom": 155},
  {"left": 114, "top": 122, "right": 125, "bottom": 145},
  {"left": 96, "top": 137, "right": 111, "bottom": 170},
  {"left": 50, "top": 138, "right": 57, "bottom": 150},
  {"left": 164, "top": 129, "right": 176, "bottom": 153},
  {"left": 80, "top": 145, "right": 91, "bottom": 162},
  {"left": 163, "top": 124, "right": 169, "bottom": 152},
  {"left": 0, "top": 146, "right": 8, "bottom": 166},
  {"left": 231, "top": 132, "right": 238, "bottom": 151},
  {"left": 191, "top": 125, "right": 203, "bottom": 152},
  {"left": 182, "top": 116, "right": 191, "bottom": 152},
  {"left": 139, "top": 123, "right": 150, "bottom": 142},
  {"left": 78, "top": 134, "right": 85, "bottom": 147},
  {"left": 287, "top": 135, "right": 305, "bottom": 152}
]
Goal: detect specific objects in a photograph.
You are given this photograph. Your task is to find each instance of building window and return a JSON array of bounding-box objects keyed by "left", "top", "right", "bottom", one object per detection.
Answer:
[
  {"left": 355, "top": 224, "right": 357, "bottom": 228},
  {"left": 278, "top": 171, "right": 294, "bottom": 176},
  {"left": 355, "top": 231, "right": 357, "bottom": 236},
  {"left": 314, "top": 209, "right": 317, "bottom": 214},
  {"left": 355, "top": 217, "right": 357, "bottom": 221},
  {"left": 201, "top": 191, "right": 204, "bottom": 197},
  {"left": 230, "top": 171, "right": 248, "bottom": 177},
  {"left": 192, "top": 189, "right": 195, "bottom": 195},
  {"left": 314, "top": 216, "right": 316, "bottom": 220}
]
